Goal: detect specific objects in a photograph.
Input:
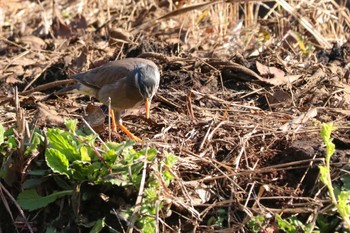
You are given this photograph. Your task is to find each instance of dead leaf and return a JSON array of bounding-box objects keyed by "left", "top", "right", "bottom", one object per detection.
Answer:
[
  {"left": 20, "top": 35, "right": 46, "bottom": 50},
  {"left": 256, "top": 61, "right": 285, "bottom": 78},
  {"left": 10, "top": 57, "right": 36, "bottom": 67},
  {"left": 256, "top": 61, "right": 302, "bottom": 85},
  {"left": 280, "top": 108, "right": 318, "bottom": 132},
  {"left": 52, "top": 17, "right": 72, "bottom": 38},
  {"left": 70, "top": 14, "right": 87, "bottom": 31},
  {"left": 5, "top": 65, "right": 24, "bottom": 76},
  {"left": 71, "top": 47, "right": 88, "bottom": 71},
  {"left": 84, "top": 104, "right": 105, "bottom": 133},
  {"left": 35, "top": 102, "right": 65, "bottom": 127},
  {"left": 263, "top": 74, "right": 302, "bottom": 86},
  {"left": 6, "top": 74, "right": 22, "bottom": 84},
  {"left": 266, "top": 90, "right": 291, "bottom": 105},
  {"left": 109, "top": 28, "right": 132, "bottom": 43}
]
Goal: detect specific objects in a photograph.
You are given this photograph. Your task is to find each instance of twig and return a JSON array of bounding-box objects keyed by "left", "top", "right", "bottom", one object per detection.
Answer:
[
  {"left": 0, "top": 182, "right": 34, "bottom": 233},
  {"left": 0, "top": 80, "right": 75, "bottom": 106},
  {"left": 80, "top": 117, "right": 109, "bottom": 150},
  {"left": 22, "top": 79, "right": 75, "bottom": 96}
]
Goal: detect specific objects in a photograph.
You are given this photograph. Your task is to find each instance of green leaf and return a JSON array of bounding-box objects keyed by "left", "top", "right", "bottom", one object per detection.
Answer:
[
  {"left": 318, "top": 166, "right": 330, "bottom": 186},
  {"left": 25, "top": 131, "right": 44, "bottom": 155},
  {"left": 0, "top": 124, "right": 5, "bottom": 144},
  {"left": 341, "top": 175, "right": 350, "bottom": 190},
  {"left": 4, "top": 128, "right": 14, "bottom": 137},
  {"left": 80, "top": 146, "right": 91, "bottom": 162},
  {"left": 29, "top": 169, "right": 48, "bottom": 176},
  {"left": 321, "top": 122, "right": 335, "bottom": 142},
  {"left": 8, "top": 137, "right": 17, "bottom": 149},
  {"left": 45, "top": 226, "right": 59, "bottom": 233},
  {"left": 17, "top": 189, "right": 72, "bottom": 211},
  {"left": 165, "top": 153, "right": 177, "bottom": 167},
  {"left": 47, "top": 129, "right": 80, "bottom": 161},
  {"left": 247, "top": 215, "right": 265, "bottom": 233},
  {"left": 338, "top": 191, "right": 350, "bottom": 216},
  {"left": 65, "top": 119, "right": 78, "bottom": 133},
  {"left": 141, "top": 219, "right": 156, "bottom": 233},
  {"left": 163, "top": 170, "right": 174, "bottom": 185},
  {"left": 103, "top": 149, "right": 117, "bottom": 163},
  {"left": 22, "top": 178, "right": 44, "bottom": 189},
  {"left": 104, "top": 173, "right": 130, "bottom": 186},
  {"left": 89, "top": 218, "right": 105, "bottom": 233},
  {"left": 106, "top": 141, "right": 124, "bottom": 153},
  {"left": 45, "top": 148, "right": 70, "bottom": 177},
  {"left": 325, "top": 141, "right": 335, "bottom": 158},
  {"left": 144, "top": 148, "right": 157, "bottom": 161}
]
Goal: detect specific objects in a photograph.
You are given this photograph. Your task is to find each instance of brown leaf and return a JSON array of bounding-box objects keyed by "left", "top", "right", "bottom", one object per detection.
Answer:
[
  {"left": 109, "top": 28, "right": 132, "bottom": 43},
  {"left": 52, "top": 17, "right": 72, "bottom": 38},
  {"left": 70, "top": 14, "right": 87, "bottom": 31},
  {"left": 10, "top": 57, "right": 36, "bottom": 67},
  {"left": 256, "top": 61, "right": 301, "bottom": 85},
  {"left": 256, "top": 61, "right": 285, "bottom": 78},
  {"left": 71, "top": 47, "right": 88, "bottom": 70},
  {"left": 280, "top": 108, "right": 318, "bottom": 132},
  {"left": 36, "top": 103, "right": 65, "bottom": 127},
  {"left": 263, "top": 74, "right": 302, "bottom": 86},
  {"left": 6, "top": 74, "right": 22, "bottom": 84},
  {"left": 266, "top": 89, "right": 291, "bottom": 105},
  {"left": 5, "top": 65, "right": 24, "bottom": 76},
  {"left": 20, "top": 35, "right": 46, "bottom": 50},
  {"left": 84, "top": 104, "right": 105, "bottom": 132}
]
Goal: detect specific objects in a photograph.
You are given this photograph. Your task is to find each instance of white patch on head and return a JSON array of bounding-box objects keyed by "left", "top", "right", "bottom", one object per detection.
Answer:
[
  {"left": 154, "top": 70, "right": 160, "bottom": 89},
  {"left": 134, "top": 70, "right": 140, "bottom": 91}
]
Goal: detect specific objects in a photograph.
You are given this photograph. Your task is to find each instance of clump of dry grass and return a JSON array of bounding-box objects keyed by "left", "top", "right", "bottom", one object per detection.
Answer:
[{"left": 1, "top": 0, "right": 350, "bottom": 232}]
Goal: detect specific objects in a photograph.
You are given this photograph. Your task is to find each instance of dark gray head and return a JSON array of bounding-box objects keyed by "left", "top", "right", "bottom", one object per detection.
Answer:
[{"left": 134, "top": 63, "right": 160, "bottom": 100}]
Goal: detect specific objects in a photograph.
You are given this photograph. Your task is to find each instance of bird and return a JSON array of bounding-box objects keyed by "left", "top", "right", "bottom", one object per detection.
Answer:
[{"left": 60, "top": 57, "right": 160, "bottom": 142}]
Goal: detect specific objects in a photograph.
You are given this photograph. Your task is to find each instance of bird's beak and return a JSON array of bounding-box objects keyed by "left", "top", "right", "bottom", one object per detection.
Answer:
[{"left": 145, "top": 98, "right": 151, "bottom": 119}]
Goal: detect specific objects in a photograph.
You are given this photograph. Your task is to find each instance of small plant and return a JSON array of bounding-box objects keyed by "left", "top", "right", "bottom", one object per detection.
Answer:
[
  {"left": 16, "top": 119, "right": 177, "bottom": 232},
  {"left": 207, "top": 208, "right": 227, "bottom": 229},
  {"left": 247, "top": 215, "right": 267, "bottom": 233},
  {"left": 276, "top": 214, "right": 311, "bottom": 233},
  {"left": 318, "top": 122, "right": 350, "bottom": 230},
  {"left": 247, "top": 214, "right": 311, "bottom": 233}
]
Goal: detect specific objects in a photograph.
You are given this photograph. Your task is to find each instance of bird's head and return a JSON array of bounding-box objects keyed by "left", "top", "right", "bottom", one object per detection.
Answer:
[{"left": 134, "top": 64, "right": 160, "bottom": 118}]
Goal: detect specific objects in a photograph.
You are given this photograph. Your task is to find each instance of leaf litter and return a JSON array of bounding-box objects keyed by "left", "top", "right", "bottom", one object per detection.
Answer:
[{"left": 1, "top": 0, "right": 350, "bottom": 232}]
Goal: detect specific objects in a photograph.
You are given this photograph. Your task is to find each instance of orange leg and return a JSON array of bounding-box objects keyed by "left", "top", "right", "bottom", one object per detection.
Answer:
[{"left": 110, "top": 110, "right": 142, "bottom": 142}]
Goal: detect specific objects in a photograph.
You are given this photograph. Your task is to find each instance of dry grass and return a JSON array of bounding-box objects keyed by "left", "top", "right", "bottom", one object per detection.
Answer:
[{"left": 1, "top": 0, "right": 350, "bottom": 232}]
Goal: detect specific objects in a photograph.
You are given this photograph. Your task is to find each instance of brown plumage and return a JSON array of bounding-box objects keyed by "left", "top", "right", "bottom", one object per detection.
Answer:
[{"left": 61, "top": 58, "right": 160, "bottom": 141}]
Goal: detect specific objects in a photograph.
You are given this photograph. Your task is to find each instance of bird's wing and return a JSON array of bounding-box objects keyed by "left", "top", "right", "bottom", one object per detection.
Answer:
[
  {"left": 72, "top": 58, "right": 158, "bottom": 90},
  {"left": 72, "top": 60, "right": 133, "bottom": 89}
]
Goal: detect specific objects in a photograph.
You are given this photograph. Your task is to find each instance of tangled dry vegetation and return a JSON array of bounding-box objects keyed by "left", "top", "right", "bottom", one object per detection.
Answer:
[{"left": 1, "top": 0, "right": 350, "bottom": 232}]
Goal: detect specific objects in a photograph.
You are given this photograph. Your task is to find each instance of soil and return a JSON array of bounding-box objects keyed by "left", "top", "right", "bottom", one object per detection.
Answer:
[{"left": 1, "top": 0, "right": 350, "bottom": 232}]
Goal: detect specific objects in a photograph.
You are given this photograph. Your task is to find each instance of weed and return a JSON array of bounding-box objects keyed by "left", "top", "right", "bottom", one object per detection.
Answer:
[
  {"left": 318, "top": 122, "right": 350, "bottom": 230},
  {"left": 15, "top": 119, "right": 177, "bottom": 232}
]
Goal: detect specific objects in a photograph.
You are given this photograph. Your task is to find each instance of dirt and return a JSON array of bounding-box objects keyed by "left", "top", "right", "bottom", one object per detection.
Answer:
[{"left": 1, "top": 0, "right": 350, "bottom": 232}]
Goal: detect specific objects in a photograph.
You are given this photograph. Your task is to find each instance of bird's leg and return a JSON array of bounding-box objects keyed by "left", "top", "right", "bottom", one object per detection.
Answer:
[
  {"left": 145, "top": 98, "right": 151, "bottom": 119},
  {"left": 109, "top": 110, "right": 142, "bottom": 142},
  {"left": 109, "top": 109, "right": 118, "bottom": 131}
]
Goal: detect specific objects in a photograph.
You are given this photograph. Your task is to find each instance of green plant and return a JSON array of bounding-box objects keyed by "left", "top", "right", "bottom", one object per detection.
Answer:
[
  {"left": 318, "top": 122, "right": 350, "bottom": 230},
  {"left": 276, "top": 214, "right": 311, "bottom": 233},
  {"left": 16, "top": 119, "right": 177, "bottom": 232},
  {"left": 247, "top": 214, "right": 311, "bottom": 233},
  {"left": 247, "top": 215, "right": 266, "bottom": 233},
  {"left": 207, "top": 208, "right": 227, "bottom": 229}
]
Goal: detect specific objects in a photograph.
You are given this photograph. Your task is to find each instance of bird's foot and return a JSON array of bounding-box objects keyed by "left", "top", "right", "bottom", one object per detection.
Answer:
[{"left": 118, "top": 123, "right": 142, "bottom": 142}]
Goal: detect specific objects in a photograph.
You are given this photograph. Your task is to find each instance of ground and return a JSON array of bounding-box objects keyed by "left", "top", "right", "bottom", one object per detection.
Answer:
[{"left": 1, "top": 0, "right": 350, "bottom": 232}]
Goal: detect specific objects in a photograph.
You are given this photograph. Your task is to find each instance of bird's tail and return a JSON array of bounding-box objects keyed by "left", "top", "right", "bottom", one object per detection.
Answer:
[
  {"left": 55, "top": 84, "right": 80, "bottom": 95},
  {"left": 55, "top": 82, "right": 98, "bottom": 98}
]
